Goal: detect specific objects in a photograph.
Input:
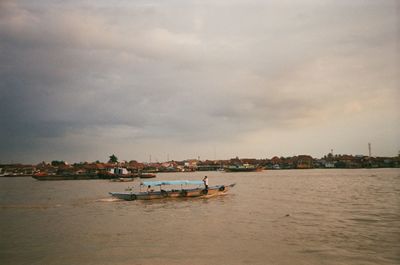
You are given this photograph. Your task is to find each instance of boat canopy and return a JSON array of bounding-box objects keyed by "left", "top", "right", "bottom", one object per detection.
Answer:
[{"left": 141, "top": 180, "right": 204, "bottom": 187}]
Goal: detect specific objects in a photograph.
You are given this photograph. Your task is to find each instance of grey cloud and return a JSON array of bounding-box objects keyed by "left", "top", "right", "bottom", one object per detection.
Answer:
[{"left": 0, "top": 0, "right": 399, "bottom": 162}]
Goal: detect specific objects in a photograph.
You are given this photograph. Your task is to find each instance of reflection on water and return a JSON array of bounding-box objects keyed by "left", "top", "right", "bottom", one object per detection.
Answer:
[{"left": 1, "top": 169, "right": 399, "bottom": 265}]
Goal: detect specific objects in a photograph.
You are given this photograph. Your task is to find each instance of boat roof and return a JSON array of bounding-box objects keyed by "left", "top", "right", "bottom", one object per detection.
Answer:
[{"left": 141, "top": 180, "right": 204, "bottom": 186}]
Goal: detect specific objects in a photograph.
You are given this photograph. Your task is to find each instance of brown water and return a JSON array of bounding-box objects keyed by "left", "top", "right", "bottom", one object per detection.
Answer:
[{"left": 1, "top": 169, "right": 399, "bottom": 265}]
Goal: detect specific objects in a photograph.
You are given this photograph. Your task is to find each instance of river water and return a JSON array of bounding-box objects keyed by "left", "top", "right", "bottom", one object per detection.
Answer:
[{"left": 1, "top": 169, "right": 399, "bottom": 265}]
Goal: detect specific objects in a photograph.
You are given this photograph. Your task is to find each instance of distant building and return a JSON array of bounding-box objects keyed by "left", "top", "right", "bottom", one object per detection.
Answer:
[
  {"left": 324, "top": 161, "right": 335, "bottom": 168},
  {"left": 108, "top": 167, "right": 129, "bottom": 175},
  {"left": 295, "top": 155, "right": 313, "bottom": 169}
]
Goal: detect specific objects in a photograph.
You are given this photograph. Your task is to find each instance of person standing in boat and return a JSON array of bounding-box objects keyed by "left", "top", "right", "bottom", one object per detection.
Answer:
[{"left": 203, "top": 176, "right": 209, "bottom": 192}]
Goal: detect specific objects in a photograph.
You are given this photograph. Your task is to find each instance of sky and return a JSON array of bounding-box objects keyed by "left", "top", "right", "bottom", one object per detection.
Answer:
[{"left": 0, "top": 0, "right": 399, "bottom": 164}]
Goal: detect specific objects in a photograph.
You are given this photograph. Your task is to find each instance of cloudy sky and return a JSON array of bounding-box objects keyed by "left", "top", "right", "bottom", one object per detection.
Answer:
[{"left": 0, "top": 0, "right": 399, "bottom": 163}]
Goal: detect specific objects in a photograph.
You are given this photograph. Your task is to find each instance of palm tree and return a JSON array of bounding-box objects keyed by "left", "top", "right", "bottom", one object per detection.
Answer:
[{"left": 108, "top": 154, "right": 118, "bottom": 164}]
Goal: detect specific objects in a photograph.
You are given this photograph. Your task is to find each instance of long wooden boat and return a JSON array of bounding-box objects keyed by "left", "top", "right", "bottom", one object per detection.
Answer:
[
  {"left": 32, "top": 172, "right": 99, "bottom": 180},
  {"left": 110, "top": 177, "right": 135, "bottom": 182},
  {"left": 109, "top": 180, "right": 236, "bottom": 201},
  {"left": 98, "top": 172, "right": 156, "bottom": 179}
]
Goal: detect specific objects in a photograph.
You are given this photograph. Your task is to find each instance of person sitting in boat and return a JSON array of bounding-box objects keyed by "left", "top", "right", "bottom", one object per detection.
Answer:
[
  {"left": 147, "top": 185, "right": 154, "bottom": 193},
  {"left": 203, "top": 176, "right": 209, "bottom": 191}
]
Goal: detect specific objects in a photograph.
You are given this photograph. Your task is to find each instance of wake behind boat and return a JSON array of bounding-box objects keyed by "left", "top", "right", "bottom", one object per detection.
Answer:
[{"left": 109, "top": 180, "right": 235, "bottom": 201}]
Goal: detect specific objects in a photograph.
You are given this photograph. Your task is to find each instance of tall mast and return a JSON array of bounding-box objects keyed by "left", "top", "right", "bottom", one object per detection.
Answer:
[{"left": 368, "top": 143, "right": 371, "bottom": 158}]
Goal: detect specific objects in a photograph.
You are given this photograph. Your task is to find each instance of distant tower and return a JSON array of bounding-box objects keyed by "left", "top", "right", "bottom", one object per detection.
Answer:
[{"left": 368, "top": 143, "right": 371, "bottom": 158}]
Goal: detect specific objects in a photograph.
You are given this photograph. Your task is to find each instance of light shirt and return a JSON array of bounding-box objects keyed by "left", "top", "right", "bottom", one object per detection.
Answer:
[{"left": 204, "top": 178, "right": 208, "bottom": 185}]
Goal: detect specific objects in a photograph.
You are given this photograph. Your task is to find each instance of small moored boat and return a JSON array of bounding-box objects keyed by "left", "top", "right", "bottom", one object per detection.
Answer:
[
  {"left": 110, "top": 177, "right": 134, "bottom": 182},
  {"left": 224, "top": 164, "right": 262, "bottom": 172},
  {"left": 109, "top": 180, "right": 235, "bottom": 201}
]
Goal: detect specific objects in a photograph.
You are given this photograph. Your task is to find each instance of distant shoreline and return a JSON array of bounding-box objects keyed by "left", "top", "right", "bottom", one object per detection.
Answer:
[{"left": 1, "top": 154, "right": 399, "bottom": 178}]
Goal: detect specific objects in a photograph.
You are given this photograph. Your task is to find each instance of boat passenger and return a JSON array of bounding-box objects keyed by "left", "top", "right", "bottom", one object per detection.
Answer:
[
  {"left": 147, "top": 185, "right": 154, "bottom": 193},
  {"left": 203, "top": 176, "right": 209, "bottom": 191}
]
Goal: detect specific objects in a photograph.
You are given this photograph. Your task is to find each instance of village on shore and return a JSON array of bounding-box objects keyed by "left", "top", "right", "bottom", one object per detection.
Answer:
[{"left": 1, "top": 153, "right": 399, "bottom": 177}]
